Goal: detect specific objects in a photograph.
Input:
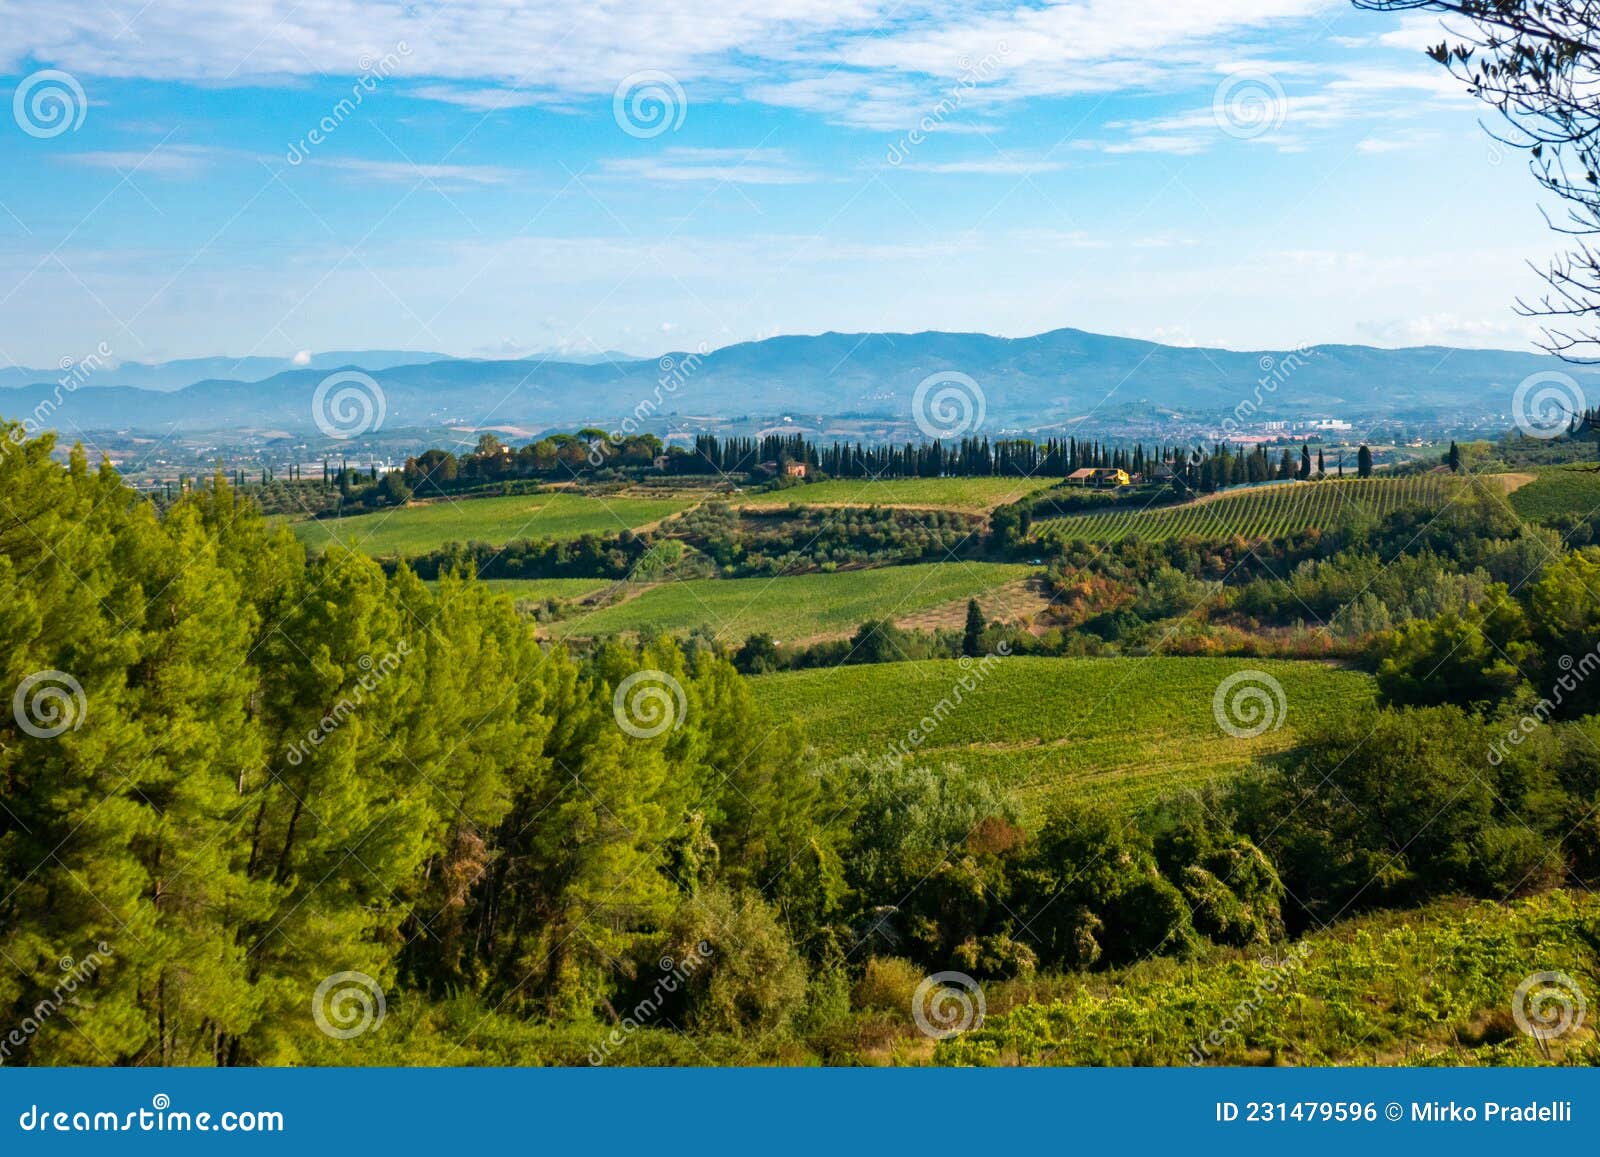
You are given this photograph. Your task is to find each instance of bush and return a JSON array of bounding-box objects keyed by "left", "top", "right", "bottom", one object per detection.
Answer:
[
  {"left": 852, "top": 957, "right": 925, "bottom": 1017},
  {"left": 662, "top": 887, "right": 807, "bottom": 1038}
]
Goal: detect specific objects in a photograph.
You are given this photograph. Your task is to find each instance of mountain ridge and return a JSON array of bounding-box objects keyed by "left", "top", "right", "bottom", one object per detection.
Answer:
[{"left": 1, "top": 327, "right": 1588, "bottom": 434}]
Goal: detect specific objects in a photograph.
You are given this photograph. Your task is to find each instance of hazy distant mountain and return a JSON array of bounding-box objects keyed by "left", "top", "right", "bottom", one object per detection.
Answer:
[
  {"left": 0, "top": 350, "right": 454, "bottom": 392},
  {"left": 519, "top": 349, "right": 646, "bottom": 366},
  {"left": 0, "top": 328, "right": 1587, "bottom": 434}
]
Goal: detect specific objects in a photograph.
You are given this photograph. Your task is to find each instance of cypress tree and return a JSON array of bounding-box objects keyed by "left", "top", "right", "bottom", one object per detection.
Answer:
[{"left": 962, "top": 599, "right": 985, "bottom": 657}]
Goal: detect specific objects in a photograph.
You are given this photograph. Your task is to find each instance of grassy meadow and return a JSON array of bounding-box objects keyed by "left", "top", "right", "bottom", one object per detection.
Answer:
[
  {"left": 553, "top": 561, "right": 1037, "bottom": 642},
  {"left": 756, "top": 655, "right": 1376, "bottom": 811},
  {"left": 291, "top": 491, "right": 692, "bottom": 556}
]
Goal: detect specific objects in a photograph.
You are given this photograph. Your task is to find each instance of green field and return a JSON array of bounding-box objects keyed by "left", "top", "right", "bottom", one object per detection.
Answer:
[
  {"left": 291, "top": 492, "right": 692, "bottom": 557},
  {"left": 939, "top": 890, "right": 1600, "bottom": 1066},
  {"left": 1507, "top": 464, "right": 1600, "bottom": 524},
  {"left": 554, "top": 561, "right": 1035, "bottom": 642},
  {"left": 756, "top": 655, "right": 1375, "bottom": 810},
  {"left": 736, "top": 476, "right": 1062, "bottom": 512},
  {"left": 465, "top": 577, "right": 616, "bottom": 602},
  {"left": 1036, "top": 476, "right": 1452, "bottom": 544}
]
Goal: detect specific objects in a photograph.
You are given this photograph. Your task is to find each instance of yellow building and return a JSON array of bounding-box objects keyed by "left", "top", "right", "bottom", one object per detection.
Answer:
[{"left": 1066, "top": 467, "right": 1130, "bottom": 488}]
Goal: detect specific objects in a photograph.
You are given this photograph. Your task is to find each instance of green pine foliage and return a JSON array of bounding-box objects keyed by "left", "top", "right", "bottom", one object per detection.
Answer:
[{"left": 0, "top": 425, "right": 826, "bottom": 1064}]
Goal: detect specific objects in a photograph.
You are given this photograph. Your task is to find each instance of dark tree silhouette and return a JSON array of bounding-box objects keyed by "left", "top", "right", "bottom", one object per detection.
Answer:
[
  {"left": 963, "top": 598, "right": 985, "bottom": 657},
  {"left": 1359, "top": 1, "right": 1600, "bottom": 357}
]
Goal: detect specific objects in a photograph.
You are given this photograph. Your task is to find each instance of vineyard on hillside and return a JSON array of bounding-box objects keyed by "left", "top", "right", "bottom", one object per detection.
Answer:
[
  {"left": 756, "top": 656, "right": 1375, "bottom": 812},
  {"left": 1507, "top": 464, "right": 1600, "bottom": 524},
  {"left": 1034, "top": 476, "right": 1454, "bottom": 545}
]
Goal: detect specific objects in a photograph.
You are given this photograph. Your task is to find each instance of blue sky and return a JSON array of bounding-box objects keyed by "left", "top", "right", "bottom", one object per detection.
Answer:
[{"left": 0, "top": 0, "right": 1565, "bottom": 369}]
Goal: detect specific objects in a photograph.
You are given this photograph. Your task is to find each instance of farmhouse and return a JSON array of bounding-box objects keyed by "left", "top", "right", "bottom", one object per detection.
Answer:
[{"left": 1066, "top": 467, "right": 1131, "bottom": 488}]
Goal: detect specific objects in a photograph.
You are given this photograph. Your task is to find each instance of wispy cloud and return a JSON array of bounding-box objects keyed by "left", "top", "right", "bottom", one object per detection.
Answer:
[
  {"left": 62, "top": 144, "right": 219, "bottom": 177},
  {"left": 407, "top": 84, "right": 549, "bottom": 112},
  {"left": 316, "top": 158, "right": 514, "bottom": 186},
  {"left": 891, "top": 157, "right": 1067, "bottom": 174},
  {"left": 598, "top": 147, "right": 816, "bottom": 185}
]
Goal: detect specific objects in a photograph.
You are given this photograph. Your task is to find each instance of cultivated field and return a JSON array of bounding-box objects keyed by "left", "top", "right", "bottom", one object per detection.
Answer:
[
  {"left": 1035, "top": 476, "right": 1452, "bottom": 544},
  {"left": 938, "top": 891, "right": 1600, "bottom": 1066},
  {"left": 1507, "top": 463, "right": 1600, "bottom": 524},
  {"left": 757, "top": 655, "right": 1375, "bottom": 811},
  {"left": 469, "top": 577, "right": 617, "bottom": 602},
  {"left": 735, "top": 476, "right": 1062, "bottom": 512},
  {"left": 553, "top": 561, "right": 1036, "bottom": 642},
  {"left": 291, "top": 491, "right": 692, "bottom": 556}
]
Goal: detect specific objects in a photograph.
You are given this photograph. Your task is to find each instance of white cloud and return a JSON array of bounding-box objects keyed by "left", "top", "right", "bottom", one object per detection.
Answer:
[
  {"left": 1099, "top": 56, "right": 1468, "bottom": 156},
  {"left": 315, "top": 157, "right": 513, "bottom": 186},
  {"left": 1375, "top": 11, "right": 1454, "bottom": 52},
  {"left": 62, "top": 144, "right": 218, "bottom": 176},
  {"left": 598, "top": 147, "right": 816, "bottom": 185},
  {"left": 1356, "top": 312, "right": 1543, "bottom": 350},
  {"left": 0, "top": 0, "right": 1411, "bottom": 138},
  {"left": 891, "top": 157, "right": 1067, "bottom": 174},
  {"left": 407, "top": 84, "right": 548, "bottom": 112}
]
